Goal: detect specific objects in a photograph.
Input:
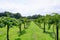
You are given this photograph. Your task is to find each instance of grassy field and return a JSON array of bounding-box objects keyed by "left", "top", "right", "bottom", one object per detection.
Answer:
[{"left": 0, "top": 21, "right": 60, "bottom": 40}]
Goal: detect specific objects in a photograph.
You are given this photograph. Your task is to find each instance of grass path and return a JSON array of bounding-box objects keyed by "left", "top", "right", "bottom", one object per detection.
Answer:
[{"left": 20, "top": 21, "right": 54, "bottom": 40}]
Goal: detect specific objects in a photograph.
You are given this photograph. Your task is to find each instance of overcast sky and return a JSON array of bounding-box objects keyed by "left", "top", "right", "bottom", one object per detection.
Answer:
[{"left": 0, "top": 0, "right": 60, "bottom": 16}]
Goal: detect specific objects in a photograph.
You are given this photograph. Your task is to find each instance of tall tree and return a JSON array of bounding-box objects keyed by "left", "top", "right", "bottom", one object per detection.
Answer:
[
  {"left": 0, "top": 17, "right": 19, "bottom": 40},
  {"left": 53, "top": 13, "right": 59, "bottom": 40},
  {"left": 14, "top": 13, "right": 21, "bottom": 19}
]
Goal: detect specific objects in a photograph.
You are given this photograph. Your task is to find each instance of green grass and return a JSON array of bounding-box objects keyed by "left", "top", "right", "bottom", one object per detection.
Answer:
[
  {"left": 0, "top": 26, "right": 7, "bottom": 40},
  {"left": 0, "top": 21, "right": 60, "bottom": 40}
]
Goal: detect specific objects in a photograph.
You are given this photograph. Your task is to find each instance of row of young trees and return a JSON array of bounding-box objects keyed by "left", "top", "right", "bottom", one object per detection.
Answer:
[
  {"left": 0, "top": 11, "right": 31, "bottom": 40},
  {"left": 0, "top": 17, "right": 31, "bottom": 40},
  {"left": 33, "top": 13, "right": 60, "bottom": 40}
]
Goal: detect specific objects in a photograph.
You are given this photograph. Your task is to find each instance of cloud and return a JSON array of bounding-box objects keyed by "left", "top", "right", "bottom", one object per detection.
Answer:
[{"left": 0, "top": 0, "right": 60, "bottom": 16}]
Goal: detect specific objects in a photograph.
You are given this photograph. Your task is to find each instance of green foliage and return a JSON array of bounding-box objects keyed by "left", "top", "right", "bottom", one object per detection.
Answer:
[
  {"left": 0, "top": 17, "right": 20, "bottom": 28},
  {"left": 0, "top": 23, "right": 5, "bottom": 28}
]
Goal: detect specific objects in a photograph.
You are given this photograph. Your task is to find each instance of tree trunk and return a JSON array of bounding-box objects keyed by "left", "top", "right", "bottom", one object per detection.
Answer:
[
  {"left": 53, "top": 24, "right": 54, "bottom": 33},
  {"left": 56, "top": 23, "right": 59, "bottom": 40},
  {"left": 7, "top": 25, "right": 9, "bottom": 40},
  {"left": 19, "top": 24, "right": 21, "bottom": 33},
  {"left": 24, "top": 23, "right": 25, "bottom": 29},
  {"left": 48, "top": 24, "right": 51, "bottom": 30},
  {"left": 39, "top": 22, "right": 41, "bottom": 27},
  {"left": 43, "top": 22, "right": 45, "bottom": 32}
]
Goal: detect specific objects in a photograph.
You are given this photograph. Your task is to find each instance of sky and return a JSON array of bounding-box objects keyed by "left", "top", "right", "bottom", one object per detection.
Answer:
[{"left": 0, "top": 0, "right": 60, "bottom": 16}]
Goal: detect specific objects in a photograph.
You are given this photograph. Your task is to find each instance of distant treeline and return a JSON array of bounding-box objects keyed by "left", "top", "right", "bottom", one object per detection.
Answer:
[
  {"left": 0, "top": 11, "right": 42, "bottom": 19},
  {"left": 1, "top": 11, "right": 59, "bottom": 19},
  {"left": 0, "top": 11, "right": 21, "bottom": 19}
]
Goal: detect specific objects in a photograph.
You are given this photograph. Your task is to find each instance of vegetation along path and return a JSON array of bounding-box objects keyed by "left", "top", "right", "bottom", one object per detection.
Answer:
[
  {"left": 0, "top": 21, "right": 55, "bottom": 40},
  {"left": 20, "top": 21, "right": 54, "bottom": 40}
]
